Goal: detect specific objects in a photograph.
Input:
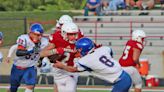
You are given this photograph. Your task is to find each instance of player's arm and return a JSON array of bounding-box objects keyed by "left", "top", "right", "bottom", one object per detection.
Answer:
[
  {"left": 39, "top": 43, "right": 55, "bottom": 57},
  {"left": 16, "top": 45, "right": 33, "bottom": 56},
  {"left": 7, "top": 44, "right": 17, "bottom": 57},
  {"left": 39, "top": 43, "right": 64, "bottom": 57},
  {"left": 133, "top": 48, "right": 141, "bottom": 67},
  {"left": 39, "top": 43, "right": 67, "bottom": 57},
  {"left": 6, "top": 44, "right": 17, "bottom": 63},
  {"left": 54, "top": 61, "right": 79, "bottom": 72},
  {"left": 15, "top": 36, "right": 35, "bottom": 56}
]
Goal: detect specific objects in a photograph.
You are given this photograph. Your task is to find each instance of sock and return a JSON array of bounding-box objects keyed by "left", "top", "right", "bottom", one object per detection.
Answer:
[
  {"left": 25, "top": 88, "right": 33, "bottom": 92},
  {"left": 10, "top": 86, "right": 18, "bottom": 92}
]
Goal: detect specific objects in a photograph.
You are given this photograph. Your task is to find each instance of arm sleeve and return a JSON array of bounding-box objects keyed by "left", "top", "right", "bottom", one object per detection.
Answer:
[
  {"left": 7, "top": 44, "right": 17, "bottom": 57},
  {"left": 15, "top": 35, "right": 31, "bottom": 56},
  {"left": 16, "top": 49, "right": 32, "bottom": 56},
  {"left": 75, "top": 60, "right": 89, "bottom": 72}
]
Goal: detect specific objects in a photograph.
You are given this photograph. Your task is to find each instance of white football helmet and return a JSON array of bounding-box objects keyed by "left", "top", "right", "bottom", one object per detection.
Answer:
[
  {"left": 58, "top": 15, "right": 73, "bottom": 25},
  {"left": 132, "top": 30, "right": 146, "bottom": 43},
  {"left": 61, "top": 22, "right": 79, "bottom": 43},
  {"left": 56, "top": 15, "right": 73, "bottom": 29}
]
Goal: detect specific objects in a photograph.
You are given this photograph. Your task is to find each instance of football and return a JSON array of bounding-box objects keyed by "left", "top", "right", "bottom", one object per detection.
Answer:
[{"left": 48, "top": 54, "right": 66, "bottom": 63}]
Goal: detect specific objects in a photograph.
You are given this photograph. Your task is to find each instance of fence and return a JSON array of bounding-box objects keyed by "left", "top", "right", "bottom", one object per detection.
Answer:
[
  {"left": 0, "top": 17, "right": 56, "bottom": 46},
  {"left": 0, "top": 18, "right": 27, "bottom": 46}
]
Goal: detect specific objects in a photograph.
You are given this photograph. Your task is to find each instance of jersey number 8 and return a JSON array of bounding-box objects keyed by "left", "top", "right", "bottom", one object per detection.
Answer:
[{"left": 99, "top": 55, "right": 114, "bottom": 67}]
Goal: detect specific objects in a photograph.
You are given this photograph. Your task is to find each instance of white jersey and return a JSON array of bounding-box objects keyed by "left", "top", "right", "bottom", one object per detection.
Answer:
[
  {"left": 75, "top": 46, "right": 123, "bottom": 83},
  {"left": 40, "top": 57, "right": 52, "bottom": 73},
  {"left": 14, "top": 34, "right": 48, "bottom": 67},
  {"left": 52, "top": 67, "right": 71, "bottom": 79}
]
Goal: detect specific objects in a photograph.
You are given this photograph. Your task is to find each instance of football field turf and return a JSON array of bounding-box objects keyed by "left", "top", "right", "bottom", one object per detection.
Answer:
[
  {"left": 1, "top": 88, "right": 164, "bottom": 92},
  {"left": 1, "top": 89, "right": 107, "bottom": 92},
  {"left": 1, "top": 85, "right": 164, "bottom": 92}
]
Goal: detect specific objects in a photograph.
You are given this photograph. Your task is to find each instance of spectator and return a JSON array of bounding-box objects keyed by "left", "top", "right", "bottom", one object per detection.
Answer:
[
  {"left": 142, "top": 0, "right": 155, "bottom": 10},
  {"left": 100, "top": 0, "right": 111, "bottom": 15},
  {"left": 126, "top": 0, "right": 143, "bottom": 10},
  {"left": 109, "top": 0, "right": 127, "bottom": 11},
  {"left": 160, "top": 0, "right": 164, "bottom": 10},
  {"left": 84, "top": 0, "right": 101, "bottom": 16},
  {"left": 139, "top": 0, "right": 155, "bottom": 15}
]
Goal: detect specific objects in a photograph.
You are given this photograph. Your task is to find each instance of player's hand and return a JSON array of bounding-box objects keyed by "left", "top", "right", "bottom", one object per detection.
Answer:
[
  {"left": 75, "top": 52, "right": 81, "bottom": 58},
  {"left": 53, "top": 61, "right": 64, "bottom": 69},
  {"left": 95, "top": 44, "right": 102, "bottom": 48},
  {"left": 5, "top": 57, "right": 10, "bottom": 63},
  {"left": 64, "top": 48, "right": 76, "bottom": 53},
  {"left": 56, "top": 47, "right": 65, "bottom": 55},
  {"left": 56, "top": 48, "right": 76, "bottom": 55}
]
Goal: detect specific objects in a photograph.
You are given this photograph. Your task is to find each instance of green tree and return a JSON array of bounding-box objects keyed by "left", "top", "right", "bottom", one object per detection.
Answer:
[{"left": 0, "top": 0, "right": 84, "bottom": 11}]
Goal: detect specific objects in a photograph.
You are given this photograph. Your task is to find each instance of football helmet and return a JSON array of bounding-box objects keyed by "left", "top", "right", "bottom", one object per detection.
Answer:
[
  {"left": 30, "top": 23, "right": 44, "bottom": 34},
  {"left": 75, "top": 37, "right": 95, "bottom": 56},
  {"left": 61, "top": 22, "right": 79, "bottom": 43},
  {"left": 58, "top": 15, "right": 73, "bottom": 25},
  {"left": 30, "top": 23, "right": 44, "bottom": 43},
  {"left": 132, "top": 30, "right": 146, "bottom": 43}
]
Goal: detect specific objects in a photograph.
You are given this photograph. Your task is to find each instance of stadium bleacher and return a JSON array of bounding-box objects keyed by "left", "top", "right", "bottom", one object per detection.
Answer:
[{"left": 74, "top": 14, "right": 164, "bottom": 78}]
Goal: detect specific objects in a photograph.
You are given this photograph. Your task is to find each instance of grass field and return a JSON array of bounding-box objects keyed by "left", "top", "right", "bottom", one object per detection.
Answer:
[
  {"left": 1, "top": 85, "right": 164, "bottom": 92},
  {"left": 0, "top": 89, "right": 108, "bottom": 92}
]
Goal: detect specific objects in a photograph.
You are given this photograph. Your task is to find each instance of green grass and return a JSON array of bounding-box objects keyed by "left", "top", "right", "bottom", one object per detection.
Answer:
[
  {"left": 1, "top": 88, "right": 108, "bottom": 92},
  {"left": 0, "top": 11, "right": 82, "bottom": 46}
]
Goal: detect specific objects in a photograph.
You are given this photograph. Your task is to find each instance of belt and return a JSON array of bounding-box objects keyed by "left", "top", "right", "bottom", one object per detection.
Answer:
[
  {"left": 16, "top": 66, "right": 27, "bottom": 70},
  {"left": 114, "top": 77, "right": 121, "bottom": 83},
  {"left": 113, "top": 71, "right": 125, "bottom": 83}
]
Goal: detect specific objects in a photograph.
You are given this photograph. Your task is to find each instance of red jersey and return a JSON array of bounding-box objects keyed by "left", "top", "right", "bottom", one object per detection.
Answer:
[
  {"left": 119, "top": 40, "right": 144, "bottom": 67},
  {"left": 49, "top": 31, "right": 84, "bottom": 66}
]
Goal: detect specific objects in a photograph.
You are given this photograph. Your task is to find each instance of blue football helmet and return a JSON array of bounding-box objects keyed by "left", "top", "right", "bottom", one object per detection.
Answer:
[
  {"left": 0, "top": 32, "right": 3, "bottom": 40},
  {"left": 30, "top": 23, "right": 44, "bottom": 34},
  {"left": 75, "top": 37, "right": 95, "bottom": 56}
]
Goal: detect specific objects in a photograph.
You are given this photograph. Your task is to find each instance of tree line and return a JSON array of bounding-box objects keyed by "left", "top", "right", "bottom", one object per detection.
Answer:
[{"left": 0, "top": 0, "right": 86, "bottom": 11}]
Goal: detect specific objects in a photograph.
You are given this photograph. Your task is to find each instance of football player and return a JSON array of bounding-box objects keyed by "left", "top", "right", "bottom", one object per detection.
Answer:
[
  {"left": 119, "top": 30, "right": 146, "bottom": 92},
  {"left": 9, "top": 23, "right": 49, "bottom": 92},
  {"left": 54, "top": 37, "right": 132, "bottom": 92},
  {"left": 40, "top": 22, "right": 83, "bottom": 92},
  {"left": 0, "top": 32, "right": 3, "bottom": 63},
  {"left": 0, "top": 32, "right": 3, "bottom": 84}
]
